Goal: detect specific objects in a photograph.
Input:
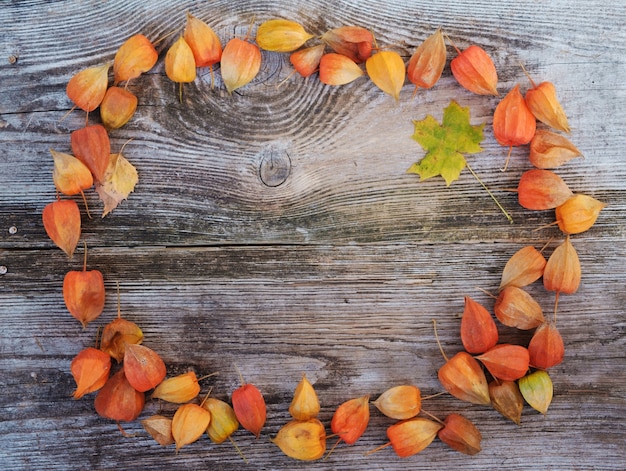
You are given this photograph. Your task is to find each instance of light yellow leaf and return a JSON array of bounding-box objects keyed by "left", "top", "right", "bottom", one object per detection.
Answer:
[{"left": 96, "top": 152, "right": 138, "bottom": 217}]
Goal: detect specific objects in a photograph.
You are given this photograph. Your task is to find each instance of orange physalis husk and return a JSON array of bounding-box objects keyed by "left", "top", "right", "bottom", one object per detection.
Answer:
[
  {"left": 386, "top": 418, "right": 442, "bottom": 457},
  {"left": 272, "top": 418, "right": 326, "bottom": 461},
  {"left": 543, "top": 236, "right": 581, "bottom": 295},
  {"left": 113, "top": 34, "right": 158, "bottom": 84},
  {"left": 330, "top": 395, "right": 370, "bottom": 445},
  {"left": 51, "top": 149, "right": 93, "bottom": 196},
  {"left": 165, "top": 35, "right": 197, "bottom": 84},
  {"left": 499, "top": 245, "right": 547, "bottom": 290},
  {"left": 555, "top": 194, "right": 606, "bottom": 235},
  {"left": 525, "top": 79, "right": 570, "bottom": 133},
  {"left": 172, "top": 402, "right": 212, "bottom": 451},
  {"left": 123, "top": 343, "right": 166, "bottom": 392},
  {"left": 70, "top": 124, "right": 110, "bottom": 183},
  {"left": 407, "top": 28, "right": 446, "bottom": 91},
  {"left": 184, "top": 12, "right": 222, "bottom": 68},
  {"left": 488, "top": 380, "right": 524, "bottom": 425},
  {"left": 529, "top": 130, "right": 582, "bottom": 169},
  {"left": 289, "top": 44, "right": 325, "bottom": 78},
  {"left": 66, "top": 63, "right": 110, "bottom": 112},
  {"left": 100, "top": 299, "right": 144, "bottom": 362},
  {"left": 204, "top": 398, "right": 239, "bottom": 444},
  {"left": 256, "top": 19, "right": 314, "bottom": 52},
  {"left": 142, "top": 415, "right": 175, "bottom": 446},
  {"left": 100, "top": 86, "right": 138, "bottom": 129},
  {"left": 373, "top": 385, "right": 421, "bottom": 420},
  {"left": 289, "top": 373, "right": 320, "bottom": 420},
  {"left": 450, "top": 44, "right": 498, "bottom": 96},
  {"left": 366, "top": 50, "right": 406, "bottom": 100},
  {"left": 319, "top": 53, "right": 364, "bottom": 86},
  {"left": 232, "top": 382, "right": 266, "bottom": 438},
  {"left": 220, "top": 37, "right": 262, "bottom": 94},
  {"left": 151, "top": 371, "right": 201, "bottom": 403},
  {"left": 94, "top": 367, "right": 145, "bottom": 422},
  {"left": 518, "top": 370, "right": 553, "bottom": 414},
  {"left": 460, "top": 296, "right": 499, "bottom": 354},
  {"left": 438, "top": 351, "right": 490, "bottom": 405},
  {"left": 528, "top": 322, "right": 565, "bottom": 370},
  {"left": 320, "top": 26, "right": 373, "bottom": 63},
  {"left": 437, "top": 413, "right": 482, "bottom": 455},
  {"left": 42, "top": 199, "right": 81, "bottom": 258},
  {"left": 493, "top": 84, "right": 536, "bottom": 169},
  {"left": 517, "top": 169, "right": 574, "bottom": 210},
  {"left": 63, "top": 244, "right": 105, "bottom": 328},
  {"left": 494, "top": 286, "right": 545, "bottom": 330},
  {"left": 71, "top": 347, "right": 111, "bottom": 399},
  {"left": 476, "top": 344, "right": 530, "bottom": 381}
]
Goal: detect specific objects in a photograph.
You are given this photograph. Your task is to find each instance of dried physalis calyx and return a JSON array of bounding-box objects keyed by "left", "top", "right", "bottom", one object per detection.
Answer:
[
  {"left": 489, "top": 380, "right": 524, "bottom": 424},
  {"left": 63, "top": 243, "right": 105, "bottom": 328},
  {"left": 517, "top": 169, "right": 573, "bottom": 210},
  {"left": 184, "top": 12, "right": 222, "bottom": 68},
  {"left": 528, "top": 322, "right": 565, "bottom": 370},
  {"left": 66, "top": 63, "right": 110, "bottom": 112},
  {"left": 289, "top": 373, "right": 320, "bottom": 421},
  {"left": 476, "top": 344, "right": 530, "bottom": 382},
  {"left": 499, "top": 245, "right": 546, "bottom": 290},
  {"left": 151, "top": 371, "right": 202, "bottom": 403},
  {"left": 204, "top": 398, "right": 239, "bottom": 444},
  {"left": 51, "top": 149, "right": 93, "bottom": 196},
  {"left": 437, "top": 413, "right": 482, "bottom": 455},
  {"left": 100, "top": 285, "right": 144, "bottom": 362},
  {"left": 94, "top": 367, "right": 145, "bottom": 422},
  {"left": 407, "top": 28, "right": 446, "bottom": 91},
  {"left": 71, "top": 347, "right": 111, "bottom": 399},
  {"left": 42, "top": 199, "right": 81, "bottom": 257},
  {"left": 438, "top": 351, "right": 490, "bottom": 405},
  {"left": 518, "top": 370, "right": 553, "bottom": 414},
  {"left": 460, "top": 296, "right": 498, "bottom": 354},
  {"left": 256, "top": 19, "right": 314, "bottom": 52},
  {"left": 71, "top": 124, "right": 111, "bottom": 183},
  {"left": 450, "top": 44, "right": 498, "bottom": 96},
  {"left": 165, "top": 35, "right": 197, "bottom": 92},
  {"left": 555, "top": 194, "right": 606, "bottom": 235},
  {"left": 523, "top": 69, "right": 570, "bottom": 133},
  {"left": 494, "top": 286, "right": 545, "bottom": 330},
  {"left": 172, "top": 401, "right": 212, "bottom": 451},
  {"left": 529, "top": 130, "right": 582, "bottom": 169},
  {"left": 366, "top": 50, "right": 406, "bottom": 101},
  {"left": 330, "top": 395, "right": 370, "bottom": 446},
  {"left": 543, "top": 235, "right": 581, "bottom": 296},
  {"left": 220, "top": 36, "right": 262, "bottom": 94},
  {"left": 272, "top": 418, "right": 327, "bottom": 461},
  {"left": 319, "top": 53, "right": 364, "bottom": 86},
  {"left": 232, "top": 381, "right": 266, "bottom": 438},
  {"left": 289, "top": 44, "right": 325, "bottom": 78},
  {"left": 142, "top": 415, "right": 174, "bottom": 446},
  {"left": 123, "top": 343, "right": 166, "bottom": 393},
  {"left": 113, "top": 34, "right": 158, "bottom": 84},
  {"left": 385, "top": 417, "right": 442, "bottom": 457},
  {"left": 321, "top": 26, "right": 373, "bottom": 63},
  {"left": 100, "top": 86, "right": 138, "bottom": 129},
  {"left": 373, "top": 385, "right": 421, "bottom": 420}
]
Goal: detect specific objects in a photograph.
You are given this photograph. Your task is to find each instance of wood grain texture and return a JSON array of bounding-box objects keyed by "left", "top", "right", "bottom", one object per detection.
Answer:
[{"left": 0, "top": 0, "right": 625, "bottom": 469}]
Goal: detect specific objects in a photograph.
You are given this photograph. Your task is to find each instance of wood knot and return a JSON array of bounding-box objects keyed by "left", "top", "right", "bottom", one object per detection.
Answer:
[{"left": 259, "top": 148, "right": 291, "bottom": 187}]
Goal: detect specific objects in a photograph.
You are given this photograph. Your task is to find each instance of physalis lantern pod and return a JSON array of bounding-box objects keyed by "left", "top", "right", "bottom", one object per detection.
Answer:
[
  {"left": 70, "top": 347, "right": 111, "bottom": 399},
  {"left": 113, "top": 34, "right": 158, "bottom": 84},
  {"left": 555, "top": 194, "right": 606, "bottom": 235},
  {"left": 184, "top": 12, "right": 222, "bottom": 68},
  {"left": 142, "top": 415, "right": 175, "bottom": 446},
  {"left": 488, "top": 380, "right": 524, "bottom": 424},
  {"left": 256, "top": 19, "right": 314, "bottom": 52},
  {"left": 94, "top": 367, "right": 145, "bottom": 422},
  {"left": 42, "top": 199, "right": 81, "bottom": 258},
  {"left": 476, "top": 344, "right": 530, "bottom": 382},
  {"left": 494, "top": 286, "right": 545, "bottom": 330},
  {"left": 204, "top": 398, "right": 240, "bottom": 444},
  {"left": 100, "top": 289, "right": 144, "bottom": 362},
  {"left": 385, "top": 417, "right": 442, "bottom": 457},
  {"left": 460, "top": 296, "right": 498, "bottom": 354},
  {"left": 517, "top": 169, "right": 573, "bottom": 210},
  {"left": 529, "top": 130, "right": 582, "bottom": 169},
  {"left": 289, "top": 373, "right": 320, "bottom": 421},
  {"left": 366, "top": 50, "right": 406, "bottom": 100},
  {"left": 232, "top": 382, "right": 266, "bottom": 438},
  {"left": 528, "top": 322, "right": 565, "bottom": 369},
  {"left": 123, "top": 343, "right": 166, "bottom": 392},
  {"left": 66, "top": 63, "right": 110, "bottom": 112},
  {"left": 51, "top": 149, "right": 94, "bottom": 196},
  {"left": 272, "top": 418, "right": 327, "bottom": 461},
  {"left": 330, "top": 395, "right": 370, "bottom": 445},
  {"left": 518, "top": 370, "right": 553, "bottom": 414},
  {"left": 100, "top": 86, "right": 138, "bottom": 130},
  {"left": 523, "top": 72, "right": 570, "bottom": 133},
  {"left": 220, "top": 37, "right": 262, "bottom": 94},
  {"left": 373, "top": 385, "right": 421, "bottom": 420},
  {"left": 407, "top": 28, "right": 446, "bottom": 91},
  {"left": 165, "top": 35, "right": 197, "bottom": 85},
  {"left": 70, "top": 124, "right": 111, "bottom": 183},
  {"left": 151, "top": 371, "right": 201, "bottom": 403},
  {"left": 289, "top": 44, "right": 325, "bottom": 78},
  {"left": 543, "top": 235, "right": 581, "bottom": 295},
  {"left": 499, "top": 245, "right": 546, "bottom": 290},
  {"left": 438, "top": 351, "right": 490, "bottom": 405},
  {"left": 63, "top": 243, "right": 105, "bottom": 328},
  {"left": 450, "top": 44, "right": 498, "bottom": 96},
  {"left": 319, "top": 53, "right": 364, "bottom": 86},
  {"left": 437, "top": 413, "right": 482, "bottom": 455},
  {"left": 172, "top": 402, "right": 212, "bottom": 451},
  {"left": 321, "top": 26, "right": 373, "bottom": 63}
]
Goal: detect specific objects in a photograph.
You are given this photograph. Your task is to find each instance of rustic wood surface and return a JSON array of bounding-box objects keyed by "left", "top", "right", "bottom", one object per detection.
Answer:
[{"left": 1, "top": 0, "right": 625, "bottom": 469}]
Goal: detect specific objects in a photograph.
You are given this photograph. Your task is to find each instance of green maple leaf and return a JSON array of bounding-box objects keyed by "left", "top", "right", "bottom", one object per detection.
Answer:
[{"left": 407, "top": 100, "right": 484, "bottom": 186}]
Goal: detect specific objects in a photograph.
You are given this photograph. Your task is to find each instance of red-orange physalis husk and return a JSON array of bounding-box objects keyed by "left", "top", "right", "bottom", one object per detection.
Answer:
[
  {"left": 113, "top": 34, "right": 158, "bottom": 84},
  {"left": 319, "top": 53, "right": 364, "bottom": 86},
  {"left": 489, "top": 380, "right": 524, "bottom": 424},
  {"left": 330, "top": 395, "right": 370, "bottom": 445},
  {"left": 437, "top": 413, "right": 482, "bottom": 455},
  {"left": 42, "top": 199, "right": 81, "bottom": 258},
  {"left": 476, "top": 344, "right": 530, "bottom": 381},
  {"left": 366, "top": 50, "right": 406, "bottom": 100},
  {"left": 184, "top": 12, "right": 222, "bottom": 68},
  {"left": 460, "top": 296, "right": 499, "bottom": 354},
  {"left": 525, "top": 79, "right": 570, "bottom": 133},
  {"left": 70, "top": 124, "right": 110, "bottom": 183},
  {"left": 407, "top": 28, "right": 446, "bottom": 91},
  {"left": 499, "top": 245, "right": 547, "bottom": 290},
  {"left": 142, "top": 415, "right": 175, "bottom": 446},
  {"left": 66, "top": 63, "right": 110, "bottom": 112},
  {"left": 543, "top": 235, "right": 581, "bottom": 295},
  {"left": 555, "top": 194, "right": 606, "bottom": 235},
  {"left": 290, "top": 44, "right": 325, "bottom": 78},
  {"left": 386, "top": 418, "right": 442, "bottom": 457},
  {"left": 320, "top": 26, "right": 373, "bottom": 63},
  {"left": 63, "top": 245, "right": 105, "bottom": 328},
  {"left": 517, "top": 169, "right": 574, "bottom": 210},
  {"left": 518, "top": 370, "right": 553, "bottom": 414},
  {"left": 272, "top": 418, "right": 327, "bottom": 461},
  {"left": 232, "top": 382, "right": 266, "bottom": 438},
  {"left": 289, "top": 373, "right": 320, "bottom": 421},
  {"left": 100, "top": 86, "right": 138, "bottom": 129},
  {"left": 172, "top": 402, "right": 212, "bottom": 451},
  {"left": 151, "top": 371, "right": 201, "bottom": 403},
  {"left": 204, "top": 398, "right": 239, "bottom": 444},
  {"left": 94, "top": 367, "right": 145, "bottom": 422},
  {"left": 528, "top": 322, "right": 565, "bottom": 369},
  {"left": 256, "top": 19, "right": 314, "bottom": 52},
  {"left": 51, "top": 149, "right": 94, "bottom": 196},
  {"left": 123, "top": 343, "right": 166, "bottom": 392},
  {"left": 71, "top": 347, "right": 111, "bottom": 399},
  {"left": 450, "top": 44, "right": 498, "bottom": 96},
  {"left": 373, "top": 385, "right": 421, "bottom": 420},
  {"left": 220, "top": 37, "right": 262, "bottom": 94},
  {"left": 529, "top": 130, "right": 582, "bottom": 169},
  {"left": 165, "top": 35, "right": 197, "bottom": 84},
  {"left": 100, "top": 310, "right": 144, "bottom": 362},
  {"left": 438, "top": 351, "right": 490, "bottom": 405},
  {"left": 494, "top": 286, "right": 544, "bottom": 330}
]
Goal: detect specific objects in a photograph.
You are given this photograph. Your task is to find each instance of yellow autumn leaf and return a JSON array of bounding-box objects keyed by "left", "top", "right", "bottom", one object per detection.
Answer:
[{"left": 96, "top": 152, "right": 138, "bottom": 217}]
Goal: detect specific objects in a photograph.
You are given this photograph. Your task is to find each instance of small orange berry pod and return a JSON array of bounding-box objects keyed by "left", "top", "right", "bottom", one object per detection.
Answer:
[
  {"left": 525, "top": 80, "right": 570, "bottom": 133},
  {"left": 70, "top": 347, "right": 111, "bottom": 399},
  {"left": 543, "top": 235, "right": 581, "bottom": 295},
  {"left": 460, "top": 296, "right": 499, "bottom": 354},
  {"left": 366, "top": 50, "right": 406, "bottom": 101},
  {"left": 94, "top": 367, "right": 145, "bottom": 422},
  {"left": 494, "top": 286, "right": 545, "bottom": 330},
  {"left": 142, "top": 415, "right": 175, "bottom": 446},
  {"left": 517, "top": 169, "right": 573, "bottom": 210},
  {"left": 63, "top": 245, "right": 105, "bottom": 328},
  {"left": 289, "top": 373, "right": 320, "bottom": 421},
  {"left": 165, "top": 35, "right": 197, "bottom": 84},
  {"left": 172, "top": 403, "right": 212, "bottom": 451},
  {"left": 289, "top": 44, "right": 325, "bottom": 78},
  {"left": 113, "top": 34, "right": 158, "bottom": 84},
  {"left": 319, "top": 53, "right": 364, "bottom": 86},
  {"left": 220, "top": 37, "right": 262, "bottom": 94},
  {"left": 256, "top": 19, "right": 314, "bottom": 52},
  {"left": 528, "top": 322, "right": 565, "bottom": 369},
  {"left": 204, "top": 398, "right": 239, "bottom": 444},
  {"left": 100, "top": 314, "right": 143, "bottom": 362},
  {"left": 330, "top": 395, "right": 370, "bottom": 445},
  {"left": 70, "top": 124, "right": 111, "bottom": 183},
  {"left": 123, "top": 343, "right": 166, "bottom": 392},
  {"left": 476, "top": 344, "right": 530, "bottom": 381},
  {"left": 321, "top": 26, "right": 373, "bottom": 63},
  {"left": 498, "top": 245, "right": 547, "bottom": 290},
  {"left": 232, "top": 382, "right": 266, "bottom": 438},
  {"left": 373, "top": 385, "right": 421, "bottom": 420},
  {"left": 438, "top": 351, "right": 490, "bottom": 405},
  {"left": 555, "top": 193, "right": 606, "bottom": 235},
  {"left": 271, "top": 418, "right": 327, "bottom": 461},
  {"left": 42, "top": 199, "right": 81, "bottom": 258},
  {"left": 529, "top": 129, "right": 582, "bottom": 169},
  {"left": 386, "top": 417, "right": 442, "bottom": 457},
  {"left": 151, "top": 371, "right": 201, "bottom": 403},
  {"left": 66, "top": 62, "right": 110, "bottom": 112},
  {"left": 51, "top": 149, "right": 93, "bottom": 196},
  {"left": 184, "top": 12, "right": 222, "bottom": 68},
  {"left": 437, "top": 413, "right": 482, "bottom": 455},
  {"left": 407, "top": 28, "right": 446, "bottom": 91},
  {"left": 450, "top": 44, "right": 498, "bottom": 96},
  {"left": 100, "top": 86, "right": 138, "bottom": 129}
]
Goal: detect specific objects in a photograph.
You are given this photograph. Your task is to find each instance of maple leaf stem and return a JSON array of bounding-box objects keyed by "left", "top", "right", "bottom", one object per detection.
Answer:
[{"left": 466, "top": 163, "right": 514, "bottom": 224}]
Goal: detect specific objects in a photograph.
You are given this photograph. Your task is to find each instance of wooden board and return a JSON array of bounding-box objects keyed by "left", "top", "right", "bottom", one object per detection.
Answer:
[{"left": 1, "top": 0, "right": 625, "bottom": 469}]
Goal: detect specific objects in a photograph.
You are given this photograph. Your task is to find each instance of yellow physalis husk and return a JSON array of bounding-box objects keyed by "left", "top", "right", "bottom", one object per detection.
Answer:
[
  {"left": 165, "top": 35, "right": 197, "bottom": 84},
  {"left": 525, "top": 81, "right": 570, "bottom": 133},
  {"left": 184, "top": 12, "right": 222, "bottom": 68},
  {"left": 271, "top": 418, "right": 326, "bottom": 461},
  {"left": 438, "top": 413, "right": 482, "bottom": 455},
  {"left": 499, "top": 245, "right": 547, "bottom": 290},
  {"left": 172, "top": 403, "right": 212, "bottom": 451},
  {"left": 66, "top": 63, "right": 110, "bottom": 112},
  {"left": 366, "top": 50, "right": 406, "bottom": 100},
  {"left": 256, "top": 19, "right": 314, "bottom": 52},
  {"left": 151, "top": 371, "right": 201, "bottom": 403},
  {"left": 518, "top": 370, "right": 553, "bottom": 414},
  {"left": 373, "top": 385, "right": 421, "bottom": 420},
  {"left": 100, "top": 86, "right": 138, "bottom": 130},
  {"left": 289, "top": 374, "right": 320, "bottom": 421},
  {"left": 204, "top": 398, "right": 239, "bottom": 444},
  {"left": 543, "top": 235, "right": 581, "bottom": 295},
  {"left": 220, "top": 38, "right": 262, "bottom": 94},
  {"left": 407, "top": 28, "right": 446, "bottom": 90},
  {"left": 51, "top": 149, "right": 94, "bottom": 196},
  {"left": 555, "top": 193, "right": 606, "bottom": 235},
  {"left": 142, "top": 415, "right": 175, "bottom": 446}
]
